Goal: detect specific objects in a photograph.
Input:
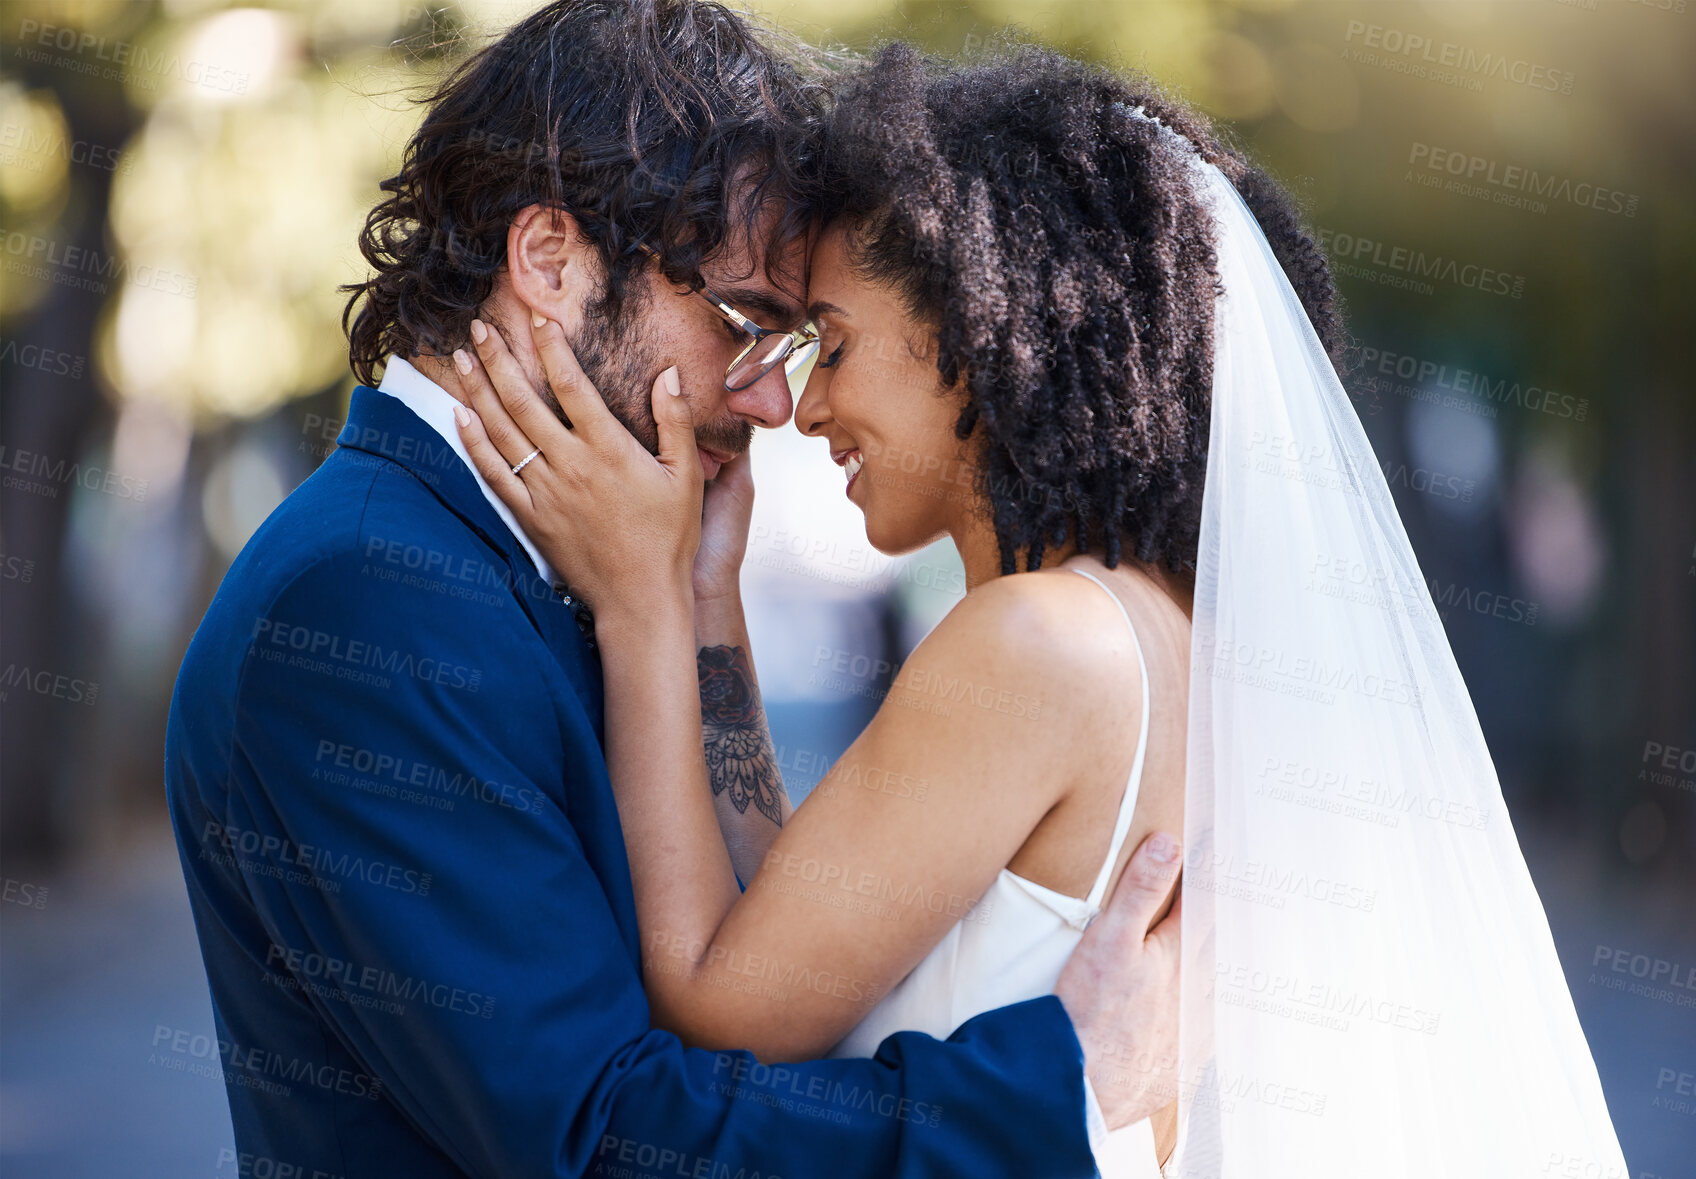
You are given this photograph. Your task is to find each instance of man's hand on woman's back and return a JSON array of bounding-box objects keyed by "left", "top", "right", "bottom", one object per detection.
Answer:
[{"left": 1055, "top": 830, "right": 1183, "bottom": 1130}]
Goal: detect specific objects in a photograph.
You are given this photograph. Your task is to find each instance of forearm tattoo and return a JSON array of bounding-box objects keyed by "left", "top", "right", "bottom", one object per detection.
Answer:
[{"left": 697, "top": 644, "right": 784, "bottom": 828}]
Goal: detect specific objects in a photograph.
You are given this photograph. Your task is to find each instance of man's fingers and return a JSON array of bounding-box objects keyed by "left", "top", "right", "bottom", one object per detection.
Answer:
[
  {"left": 1104, "top": 831, "right": 1182, "bottom": 939},
  {"left": 651, "top": 366, "right": 702, "bottom": 481},
  {"left": 529, "top": 313, "right": 618, "bottom": 447},
  {"left": 1146, "top": 880, "right": 1183, "bottom": 955},
  {"left": 452, "top": 401, "right": 534, "bottom": 516}
]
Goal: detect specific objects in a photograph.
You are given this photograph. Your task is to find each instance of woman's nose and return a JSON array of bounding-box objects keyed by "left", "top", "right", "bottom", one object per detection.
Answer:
[{"left": 793, "top": 368, "right": 830, "bottom": 436}]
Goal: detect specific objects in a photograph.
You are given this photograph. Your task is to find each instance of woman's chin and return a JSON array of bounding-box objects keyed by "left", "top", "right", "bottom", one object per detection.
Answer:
[
  {"left": 860, "top": 509, "right": 935, "bottom": 559},
  {"left": 858, "top": 507, "right": 899, "bottom": 556}
]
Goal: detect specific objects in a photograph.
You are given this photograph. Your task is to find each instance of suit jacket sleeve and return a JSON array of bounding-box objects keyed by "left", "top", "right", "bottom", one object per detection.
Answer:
[{"left": 219, "top": 549, "right": 1101, "bottom": 1179}]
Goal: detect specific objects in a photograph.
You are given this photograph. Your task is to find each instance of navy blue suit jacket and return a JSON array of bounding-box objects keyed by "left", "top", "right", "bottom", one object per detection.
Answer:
[{"left": 165, "top": 385, "right": 1100, "bottom": 1178}]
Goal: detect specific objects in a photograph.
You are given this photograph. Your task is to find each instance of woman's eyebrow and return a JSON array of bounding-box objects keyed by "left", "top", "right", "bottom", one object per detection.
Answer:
[{"left": 807, "top": 299, "right": 850, "bottom": 320}]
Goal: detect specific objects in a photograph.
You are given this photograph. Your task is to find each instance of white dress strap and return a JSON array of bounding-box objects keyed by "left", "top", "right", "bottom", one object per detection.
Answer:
[{"left": 1069, "top": 568, "right": 1152, "bottom": 911}]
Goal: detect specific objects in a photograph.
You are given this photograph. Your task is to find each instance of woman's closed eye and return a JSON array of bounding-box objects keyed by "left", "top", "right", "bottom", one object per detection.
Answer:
[{"left": 818, "top": 340, "right": 846, "bottom": 369}]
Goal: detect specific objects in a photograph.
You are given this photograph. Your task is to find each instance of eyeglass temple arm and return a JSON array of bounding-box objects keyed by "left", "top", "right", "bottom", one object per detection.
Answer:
[{"left": 630, "top": 240, "right": 756, "bottom": 332}]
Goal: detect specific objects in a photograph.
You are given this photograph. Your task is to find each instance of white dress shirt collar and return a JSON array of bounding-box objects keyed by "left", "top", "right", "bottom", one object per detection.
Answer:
[{"left": 377, "top": 356, "right": 556, "bottom": 586}]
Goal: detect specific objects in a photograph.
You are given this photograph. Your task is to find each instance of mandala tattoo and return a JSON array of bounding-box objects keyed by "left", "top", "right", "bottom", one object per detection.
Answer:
[{"left": 698, "top": 644, "right": 784, "bottom": 827}]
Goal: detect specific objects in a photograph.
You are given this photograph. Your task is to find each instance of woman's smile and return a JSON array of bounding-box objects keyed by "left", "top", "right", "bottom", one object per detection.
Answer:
[{"left": 832, "top": 446, "right": 865, "bottom": 498}]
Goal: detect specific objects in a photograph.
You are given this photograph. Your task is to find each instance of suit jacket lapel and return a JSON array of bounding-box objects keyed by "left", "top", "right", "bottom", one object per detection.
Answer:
[{"left": 336, "top": 386, "right": 604, "bottom": 737}]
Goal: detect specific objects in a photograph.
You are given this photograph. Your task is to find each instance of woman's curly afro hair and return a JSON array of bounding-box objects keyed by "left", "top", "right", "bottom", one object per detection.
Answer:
[{"left": 810, "top": 43, "right": 1345, "bottom": 574}]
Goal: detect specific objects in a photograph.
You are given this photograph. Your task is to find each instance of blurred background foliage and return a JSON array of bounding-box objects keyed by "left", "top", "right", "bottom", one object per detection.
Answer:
[{"left": 1, "top": 0, "right": 1692, "bottom": 1174}]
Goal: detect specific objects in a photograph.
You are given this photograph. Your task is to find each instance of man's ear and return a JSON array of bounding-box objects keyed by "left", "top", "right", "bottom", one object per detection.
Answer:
[{"left": 506, "top": 205, "right": 599, "bottom": 335}]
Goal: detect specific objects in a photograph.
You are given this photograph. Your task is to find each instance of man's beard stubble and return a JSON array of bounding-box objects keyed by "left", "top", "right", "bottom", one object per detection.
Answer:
[{"left": 509, "top": 292, "right": 754, "bottom": 463}]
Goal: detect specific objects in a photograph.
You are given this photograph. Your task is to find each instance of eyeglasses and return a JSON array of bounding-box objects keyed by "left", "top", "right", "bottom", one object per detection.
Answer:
[{"left": 632, "top": 241, "right": 819, "bottom": 393}]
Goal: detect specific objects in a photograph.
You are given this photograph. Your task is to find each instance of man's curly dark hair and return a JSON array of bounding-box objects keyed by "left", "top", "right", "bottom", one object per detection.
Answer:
[
  {"left": 810, "top": 44, "right": 1346, "bottom": 574},
  {"left": 342, "top": 0, "right": 827, "bottom": 388}
]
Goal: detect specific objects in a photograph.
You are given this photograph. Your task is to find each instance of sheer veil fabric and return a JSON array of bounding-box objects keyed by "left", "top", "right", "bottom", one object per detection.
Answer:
[{"left": 1133, "top": 112, "right": 1629, "bottom": 1178}]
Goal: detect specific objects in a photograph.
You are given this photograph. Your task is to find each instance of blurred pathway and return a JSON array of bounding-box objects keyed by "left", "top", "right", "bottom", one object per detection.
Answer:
[
  {"left": 1, "top": 823, "right": 235, "bottom": 1179},
  {"left": 1, "top": 814, "right": 1689, "bottom": 1178}
]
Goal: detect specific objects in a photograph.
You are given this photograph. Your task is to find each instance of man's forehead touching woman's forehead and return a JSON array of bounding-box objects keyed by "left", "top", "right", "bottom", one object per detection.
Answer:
[{"left": 689, "top": 186, "right": 812, "bottom": 330}]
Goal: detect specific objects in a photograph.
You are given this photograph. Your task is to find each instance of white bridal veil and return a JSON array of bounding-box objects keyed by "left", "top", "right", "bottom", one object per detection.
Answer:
[{"left": 1142, "top": 113, "right": 1630, "bottom": 1179}]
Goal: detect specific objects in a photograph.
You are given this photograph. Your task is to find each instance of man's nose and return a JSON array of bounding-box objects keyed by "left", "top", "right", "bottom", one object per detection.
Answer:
[{"left": 725, "top": 362, "right": 795, "bottom": 430}]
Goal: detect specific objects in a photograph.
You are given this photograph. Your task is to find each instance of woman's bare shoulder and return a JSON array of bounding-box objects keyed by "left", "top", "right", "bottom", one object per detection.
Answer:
[
  {"left": 919, "top": 559, "right": 1188, "bottom": 894},
  {"left": 901, "top": 564, "right": 1150, "bottom": 743}
]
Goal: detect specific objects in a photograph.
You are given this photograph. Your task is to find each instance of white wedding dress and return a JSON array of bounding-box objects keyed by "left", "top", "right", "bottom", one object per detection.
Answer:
[
  {"left": 828, "top": 105, "right": 1626, "bottom": 1179},
  {"left": 830, "top": 567, "right": 1164, "bottom": 1179}
]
